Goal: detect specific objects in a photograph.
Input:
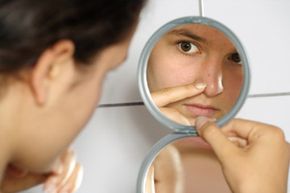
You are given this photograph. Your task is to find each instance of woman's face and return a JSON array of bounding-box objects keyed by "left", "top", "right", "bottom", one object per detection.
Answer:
[
  {"left": 11, "top": 34, "right": 134, "bottom": 173},
  {"left": 147, "top": 24, "right": 244, "bottom": 124}
]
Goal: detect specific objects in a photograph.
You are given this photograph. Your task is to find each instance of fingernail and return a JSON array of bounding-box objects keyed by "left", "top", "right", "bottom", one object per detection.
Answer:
[
  {"left": 194, "top": 82, "right": 207, "bottom": 90},
  {"left": 195, "top": 116, "right": 210, "bottom": 131},
  {"left": 75, "top": 165, "right": 84, "bottom": 191}
]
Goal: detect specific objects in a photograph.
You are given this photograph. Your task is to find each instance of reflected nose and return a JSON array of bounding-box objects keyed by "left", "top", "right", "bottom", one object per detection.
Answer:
[{"left": 198, "top": 62, "right": 224, "bottom": 97}]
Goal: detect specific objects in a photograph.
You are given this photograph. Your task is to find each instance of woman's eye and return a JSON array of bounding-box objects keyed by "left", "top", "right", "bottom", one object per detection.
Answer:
[
  {"left": 229, "top": 52, "right": 242, "bottom": 64},
  {"left": 178, "top": 41, "right": 199, "bottom": 54}
]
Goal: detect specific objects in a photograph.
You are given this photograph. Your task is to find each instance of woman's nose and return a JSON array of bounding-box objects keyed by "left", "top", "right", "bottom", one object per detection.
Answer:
[{"left": 198, "top": 63, "right": 224, "bottom": 97}]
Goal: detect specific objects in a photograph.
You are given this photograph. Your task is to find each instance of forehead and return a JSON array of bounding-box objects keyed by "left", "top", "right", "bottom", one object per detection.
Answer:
[{"left": 165, "top": 24, "right": 235, "bottom": 50}]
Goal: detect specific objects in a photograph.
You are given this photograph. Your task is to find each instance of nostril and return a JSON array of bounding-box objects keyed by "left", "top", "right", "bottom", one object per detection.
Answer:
[{"left": 205, "top": 80, "right": 223, "bottom": 96}]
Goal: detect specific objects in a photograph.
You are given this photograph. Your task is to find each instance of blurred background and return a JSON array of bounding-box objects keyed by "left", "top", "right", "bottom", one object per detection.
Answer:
[{"left": 22, "top": 0, "right": 290, "bottom": 192}]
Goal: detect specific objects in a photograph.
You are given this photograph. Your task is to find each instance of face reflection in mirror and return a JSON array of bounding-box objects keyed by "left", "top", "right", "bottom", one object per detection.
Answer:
[
  {"left": 145, "top": 137, "right": 231, "bottom": 193},
  {"left": 147, "top": 24, "right": 244, "bottom": 126}
]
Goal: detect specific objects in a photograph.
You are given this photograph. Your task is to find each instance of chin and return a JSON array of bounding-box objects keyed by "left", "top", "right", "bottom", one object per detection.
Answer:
[{"left": 13, "top": 147, "right": 65, "bottom": 174}]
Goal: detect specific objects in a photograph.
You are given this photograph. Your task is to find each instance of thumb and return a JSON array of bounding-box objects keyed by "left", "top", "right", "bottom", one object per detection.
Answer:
[{"left": 195, "top": 116, "right": 239, "bottom": 163}]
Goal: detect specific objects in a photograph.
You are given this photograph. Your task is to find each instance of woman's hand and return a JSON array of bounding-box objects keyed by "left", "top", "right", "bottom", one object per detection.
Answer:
[
  {"left": 1, "top": 149, "right": 83, "bottom": 193},
  {"left": 151, "top": 82, "right": 207, "bottom": 125},
  {"left": 195, "top": 117, "right": 290, "bottom": 193},
  {"left": 43, "top": 149, "right": 83, "bottom": 193}
]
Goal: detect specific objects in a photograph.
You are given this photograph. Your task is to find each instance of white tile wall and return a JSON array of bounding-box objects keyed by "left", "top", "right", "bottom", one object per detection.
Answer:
[
  {"left": 21, "top": 0, "right": 290, "bottom": 192},
  {"left": 75, "top": 96, "right": 290, "bottom": 193}
]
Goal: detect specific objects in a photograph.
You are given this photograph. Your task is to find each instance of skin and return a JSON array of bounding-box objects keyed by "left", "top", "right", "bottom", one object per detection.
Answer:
[
  {"left": 146, "top": 145, "right": 184, "bottom": 193},
  {"left": 172, "top": 139, "right": 232, "bottom": 193},
  {"left": 148, "top": 24, "right": 244, "bottom": 125},
  {"left": 0, "top": 25, "right": 135, "bottom": 193}
]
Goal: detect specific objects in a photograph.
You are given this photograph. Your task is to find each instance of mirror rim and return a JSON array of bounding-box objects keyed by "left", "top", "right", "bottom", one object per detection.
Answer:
[
  {"left": 137, "top": 133, "right": 196, "bottom": 193},
  {"left": 138, "top": 16, "right": 250, "bottom": 133}
]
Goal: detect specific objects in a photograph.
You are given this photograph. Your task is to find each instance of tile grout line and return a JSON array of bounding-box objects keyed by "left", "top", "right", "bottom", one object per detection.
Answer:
[{"left": 248, "top": 92, "right": 290, "bottom": 98}]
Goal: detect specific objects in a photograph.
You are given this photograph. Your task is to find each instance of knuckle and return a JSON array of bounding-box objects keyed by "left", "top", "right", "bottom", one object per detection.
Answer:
[{"left": 270, "top": 127, "right": 286, "bottom": 140}]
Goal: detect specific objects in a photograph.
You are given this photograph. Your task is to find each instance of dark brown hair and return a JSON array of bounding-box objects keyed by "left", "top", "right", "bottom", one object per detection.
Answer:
[{"left": 0, "top": 0, "right": 146, "bottom": 73}]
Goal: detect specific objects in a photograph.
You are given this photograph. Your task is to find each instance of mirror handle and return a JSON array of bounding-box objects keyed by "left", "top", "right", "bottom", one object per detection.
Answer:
[{"left": 199, "top": 0, "right": 205, "bottom": 17}]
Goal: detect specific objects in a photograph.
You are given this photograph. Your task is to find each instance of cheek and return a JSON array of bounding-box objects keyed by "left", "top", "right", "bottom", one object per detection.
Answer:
[
  {"left": 74, "top": 77, "right": 103, "bottom": 127},
  {"left": 223, "top": 69, "right": 244, "bottom": 105},
  {"left": 148, "top": 54, "right": 201, "bottom": 91},
  {"left": 58, "top": 73, "right": 104, "bottom": 148}
]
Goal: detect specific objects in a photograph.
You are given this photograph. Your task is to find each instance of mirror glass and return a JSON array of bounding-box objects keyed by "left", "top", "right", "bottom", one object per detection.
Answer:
[
  {"left": 145, "top": 137, "right": 231, "bottom": 193},
  {"left": 146, "top": 23, "right": 244, "bottom": 126}
]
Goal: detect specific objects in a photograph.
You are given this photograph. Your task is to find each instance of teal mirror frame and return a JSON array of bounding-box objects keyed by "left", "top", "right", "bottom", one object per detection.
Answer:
[
  {"left": 137, "top": 16, "right": 251, "bottom": 193},
  {"left": 138, "top": 16, "right": 250, "bottom": 133}
]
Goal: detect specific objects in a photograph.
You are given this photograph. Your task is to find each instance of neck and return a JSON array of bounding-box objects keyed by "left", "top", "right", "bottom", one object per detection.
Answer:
[
  {"left": 0, "top": 82, "right": 25, "bottom": 177},
  {"left": 0, "top": 125, "right": 10, "bottom": 182},
  {"left": 0, "top": 146, "right": 8, "bottom": 183}
]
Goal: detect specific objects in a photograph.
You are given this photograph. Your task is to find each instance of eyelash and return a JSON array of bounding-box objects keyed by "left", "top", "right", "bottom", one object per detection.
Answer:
[
  {"left": 174, "top": 40, "right": 242, "bottom": 66},
  {"left": 175, "top": 40, "right": 201, "bottom": 56}
]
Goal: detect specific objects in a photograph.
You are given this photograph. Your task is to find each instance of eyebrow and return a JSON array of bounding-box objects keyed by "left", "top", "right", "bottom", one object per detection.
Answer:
[{"left": 169, "top": 29, "right": 207, "bottom": 43}]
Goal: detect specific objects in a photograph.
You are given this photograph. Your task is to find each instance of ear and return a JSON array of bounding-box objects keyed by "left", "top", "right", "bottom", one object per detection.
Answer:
[{"left": 31, "top": 40, "right": 75, "bottom": 105}]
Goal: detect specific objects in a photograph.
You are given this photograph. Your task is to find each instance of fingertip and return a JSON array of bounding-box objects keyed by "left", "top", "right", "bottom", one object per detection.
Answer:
[
  {"left": 194, "top": 116, "right": 216, "bottom": 135},
  {"left": 195, "top": 116, "right": 210, "bottom": 132},
  {"left": 194, "top": 82, "right": 207, "bottom": 90},
  {"left": 75, "top": 164, "right": 84, "bottom": 192}
]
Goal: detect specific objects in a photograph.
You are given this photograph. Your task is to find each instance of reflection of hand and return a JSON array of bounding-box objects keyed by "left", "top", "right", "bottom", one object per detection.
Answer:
[
  {"left": 151, "top": 82, "right": 206, "bottom": 125},
  {"left": 1, "top": 149, "right": 83, "bottom": 193},
  {"left": 43, "top": 149, "right": 83, "bottom": 193},
  {"left": 195, "top": 117, "right": 290, "bottom": 193}
]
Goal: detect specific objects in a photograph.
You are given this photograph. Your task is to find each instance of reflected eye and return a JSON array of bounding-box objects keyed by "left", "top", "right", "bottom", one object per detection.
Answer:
[
  {"left": 178, "top": 41, "right": 199, "bottom": 54},
  {"left": 228, "top": 52, "right": 242, "bottom": 64}
]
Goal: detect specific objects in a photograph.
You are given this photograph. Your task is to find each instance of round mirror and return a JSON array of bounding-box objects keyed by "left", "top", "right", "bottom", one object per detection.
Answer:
[
  {"left": 138, "top": 17, "right": 250, "bottom": 132},
  {"left": 145, "top": 136, "right": 232, "bottom": 193}
]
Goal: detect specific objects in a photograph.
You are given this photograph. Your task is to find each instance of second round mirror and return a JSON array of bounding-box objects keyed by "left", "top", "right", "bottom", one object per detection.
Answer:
[{"left": 145, "top": 137, "right": 231, "bottom": 193}]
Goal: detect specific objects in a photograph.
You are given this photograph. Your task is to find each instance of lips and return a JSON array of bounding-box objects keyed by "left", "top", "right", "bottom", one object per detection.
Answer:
[{"left": 184, "top": 103, "right": 219, "bottom": 117}]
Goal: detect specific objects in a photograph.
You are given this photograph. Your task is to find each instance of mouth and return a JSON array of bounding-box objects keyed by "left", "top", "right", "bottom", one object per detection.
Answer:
[{"left": 184, "top": 103, "right": 219, "bottom": 117}]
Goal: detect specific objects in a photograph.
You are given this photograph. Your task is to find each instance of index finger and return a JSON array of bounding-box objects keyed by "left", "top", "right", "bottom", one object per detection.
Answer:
[{"left": 151, "top": 82, "right": 207, "bottom": 107}]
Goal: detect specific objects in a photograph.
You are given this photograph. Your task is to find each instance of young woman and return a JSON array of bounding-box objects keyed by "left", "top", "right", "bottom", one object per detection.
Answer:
[
  {"left": 0, "top": 0, "right": 145, "bottom": 192},
  {"left": 148, "top": 24, "right": 243, "bottom": 125}
]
